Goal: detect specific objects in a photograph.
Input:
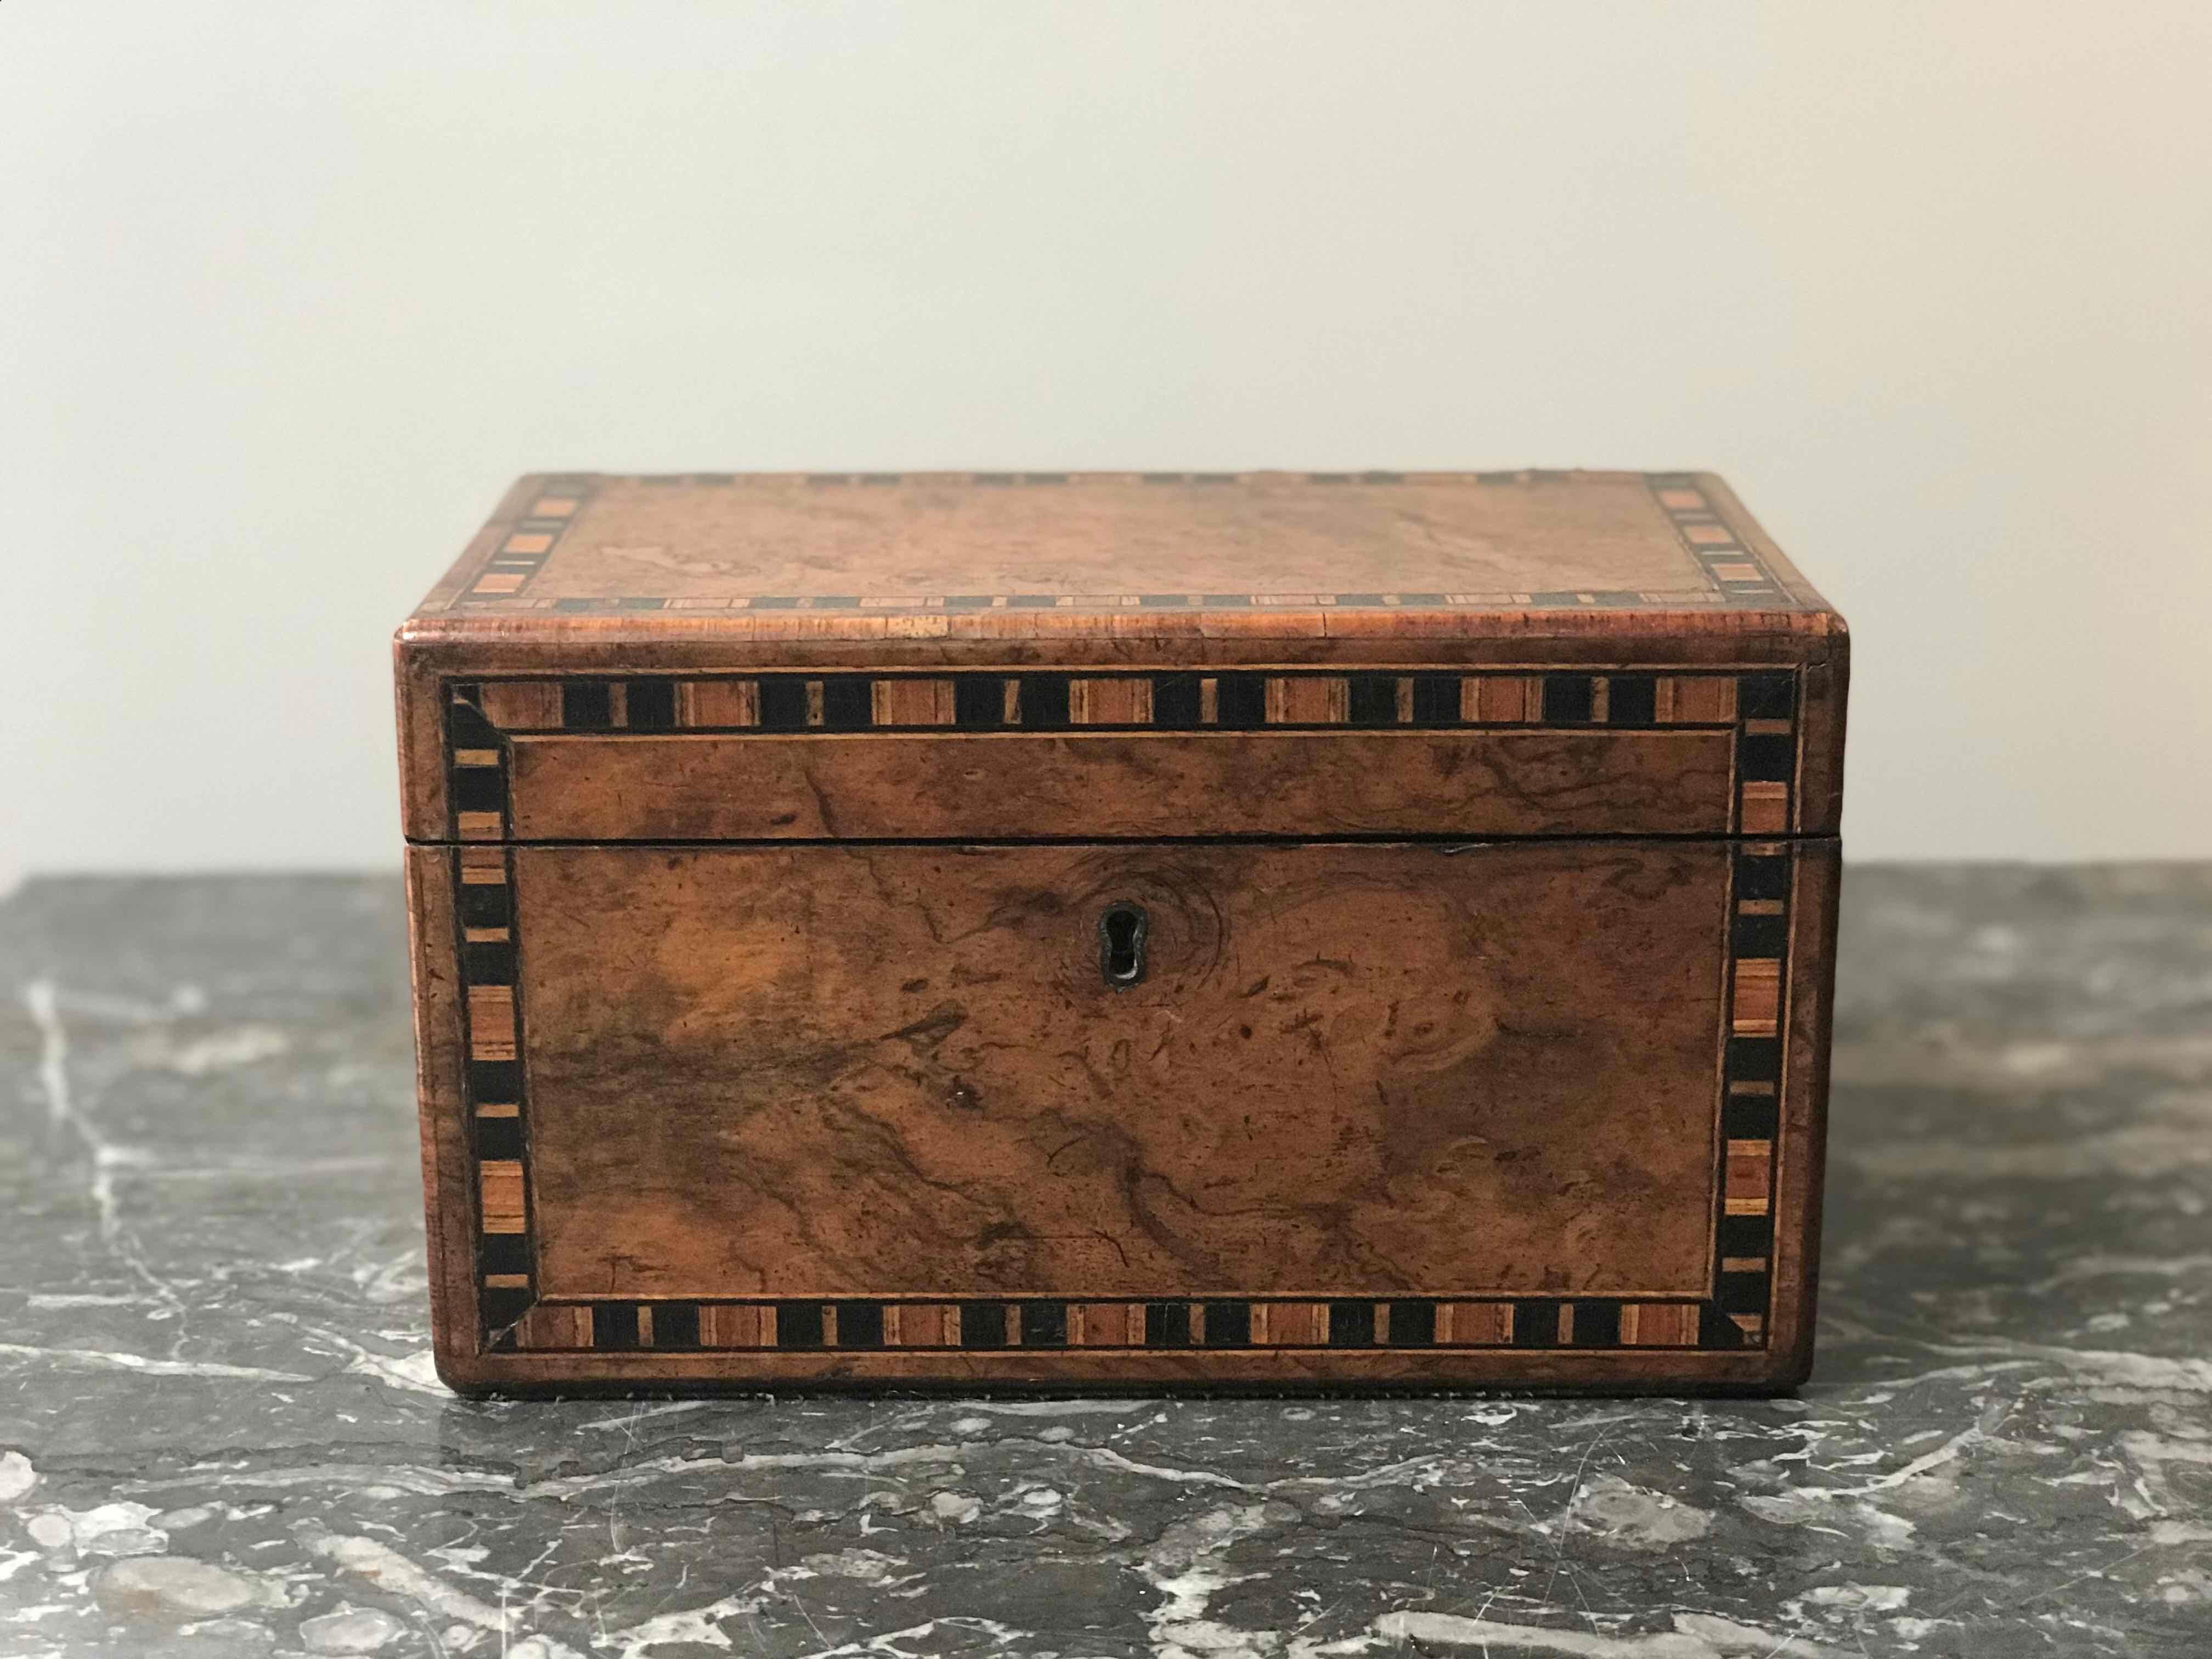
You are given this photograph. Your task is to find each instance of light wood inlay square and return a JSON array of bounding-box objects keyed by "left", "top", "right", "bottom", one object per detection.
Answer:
[
  {"left": 1465, "top": 676, "right": 1538, "bottom": 723},
  {"left": 468, "top": 986, "right": 517, "bottom": 1059},
  {"left": 1725, "top": 1139, "right": 1773, "bottom": 1214},
  {"left": 1620, "top": 1304, "right": 1700, "bottom": 1346},
  {"left": 1069, "top": 679, "right": 1153, "bottom": 725},
  {"left": 1070, "top": 1304, "right": 1142, "bottom": 1346},
  {"left": 882, "top": 1304, "right": 958, "bottom": 1347},
  {"left": 700, "top": 1305, "right": 771, "bottom": 1348},
  {"left": 1666, "top": 678, "right": 1737, "bottom": 724},
  {"left": 478, "top": 1160, "right": 526, "bottom": 1233},
  {"left": 1251, "top": 1302, "right": 1328, "bottom": 1346},
  {"left": 1740, "top": 781, "right": 1791, "bottom": 833},
  {"left": 1435, "top": 1302, "right": 1513, "bottom": 1345},
  {"left": 678, "top": 680, "right": 759, "bottom": 729},
  {"left": 481, "top": 682, "right": 563, "bottom": 731},
  {"left": 872, "top": 679, "right": 957, "bottom": 727},
  {"left": 517, "top": 1305, "right": 591, "bottom": 1348},
  {"left": 1266, "top": 678, "right": 1347, "bottom": 725},
  {"left": 1731, "top": 959, "right": 1781, "bottom": 1035}
]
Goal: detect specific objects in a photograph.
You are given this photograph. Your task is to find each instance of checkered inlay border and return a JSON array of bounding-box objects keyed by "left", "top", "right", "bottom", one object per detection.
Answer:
[
  {"left": 457, "top": 475, "right": 595, "bottom": 605},
  {"left": 447, "top": 472, "right": 1792, "bottom": 613},
  {"left": 443, "top": 666, "right": 1799, "bottom": 844},
  {"left": 492, "top": 1297, "right": 1750, "bottom": 1355},
  {"left": 1717, "top": 841, "right": 1795, "bottom": 1345},
  {"left": 443, "top": 669, "right": 1800, "bottom": 1356},
  {"left": 447, "top": 842, "right": 537, "bottom": 1342}
]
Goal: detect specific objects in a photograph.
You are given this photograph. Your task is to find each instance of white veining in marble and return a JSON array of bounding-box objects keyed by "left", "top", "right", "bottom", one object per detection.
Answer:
[{"left": 2, "top": 870, "right": 2209, "bottom": 1655}]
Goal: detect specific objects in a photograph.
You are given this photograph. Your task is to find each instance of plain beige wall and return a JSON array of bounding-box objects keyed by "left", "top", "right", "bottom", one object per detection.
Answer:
[{"left": 4, "top": 2, "right": 2208, "bottom": 887}]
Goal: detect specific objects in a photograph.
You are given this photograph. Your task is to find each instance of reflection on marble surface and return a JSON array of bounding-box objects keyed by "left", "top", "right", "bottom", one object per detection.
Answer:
[{"left": 1, "top": 868, "right": 2208, "bottom": 1657}]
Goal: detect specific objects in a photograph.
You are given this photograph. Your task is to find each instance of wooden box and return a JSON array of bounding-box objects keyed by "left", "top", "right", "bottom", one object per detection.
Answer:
[{"left": 396, "top": 470, "right": 1846, "bottom": 1393}]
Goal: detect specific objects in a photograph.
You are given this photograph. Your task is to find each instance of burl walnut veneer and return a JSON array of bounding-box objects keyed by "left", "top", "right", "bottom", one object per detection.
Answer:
[{"left": 396, "top": 470, "right": 1847, "bottom": 1392}]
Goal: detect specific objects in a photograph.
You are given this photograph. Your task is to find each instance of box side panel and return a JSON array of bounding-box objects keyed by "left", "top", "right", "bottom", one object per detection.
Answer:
[
  {"left": 1764, "top": 837, "right": 1840, "bottom": 1385},
  {"left": 1796, "top": 624, "right": 1849, "bottom": 837},
  {"left": 394, "top": 639, "right": 451, "bottom": 844},
  {"left": 401, "top": 845, "right": 488, "bottom": 1389}
]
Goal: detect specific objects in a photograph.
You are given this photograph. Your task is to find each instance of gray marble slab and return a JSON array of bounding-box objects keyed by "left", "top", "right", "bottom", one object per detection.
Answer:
[{"left": 2, "top": 868, "right": 2208, "bottom": 1657}]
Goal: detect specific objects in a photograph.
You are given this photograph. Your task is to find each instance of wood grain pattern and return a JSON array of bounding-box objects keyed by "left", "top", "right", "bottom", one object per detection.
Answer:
[
  {"left": 513, "top": 840, "right": 1728, "bottom": 1303},
  {"left": 504, "top": 727, "right": 1738, "bottom": 841}
]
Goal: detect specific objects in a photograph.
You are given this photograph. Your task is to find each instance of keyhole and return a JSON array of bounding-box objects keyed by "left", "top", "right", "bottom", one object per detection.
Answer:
[{"left": 1098, "top": 901, "right": 1149, "bottom": 988}]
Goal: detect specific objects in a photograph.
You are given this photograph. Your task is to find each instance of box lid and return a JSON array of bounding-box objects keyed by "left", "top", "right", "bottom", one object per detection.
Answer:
[
  {"left": 404, "top": 469, "right": 1837, "bottom": 637},
  {"left": 396, "top": 470, "right": 1846, "bottom": 844}
]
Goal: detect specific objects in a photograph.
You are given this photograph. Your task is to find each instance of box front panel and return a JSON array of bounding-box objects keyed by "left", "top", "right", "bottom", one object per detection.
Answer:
[{"left": 411, "top": 837, "right": 1832, "bottom": 1387}]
